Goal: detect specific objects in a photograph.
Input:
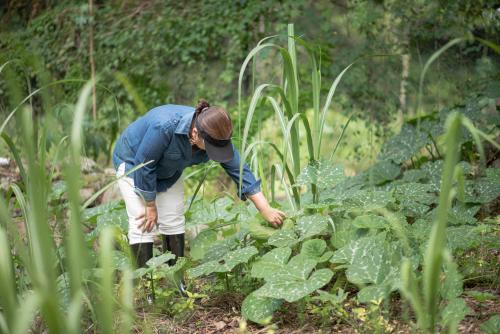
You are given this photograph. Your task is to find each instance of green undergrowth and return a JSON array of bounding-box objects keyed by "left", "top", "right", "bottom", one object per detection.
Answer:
[{"left": 76, "top": 96, "right": 500, "bottom": 331}]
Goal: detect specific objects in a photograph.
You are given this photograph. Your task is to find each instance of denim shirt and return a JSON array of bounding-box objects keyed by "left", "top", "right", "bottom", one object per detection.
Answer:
[{"left": 112, "top": 104, "right": 261, "bottom": 202}]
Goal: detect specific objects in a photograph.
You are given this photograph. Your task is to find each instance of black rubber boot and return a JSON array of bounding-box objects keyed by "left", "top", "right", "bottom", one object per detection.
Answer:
[
  {"left": 130, "top": 242, "right": 154, "bottom": 304},
  {"left": 161, "top": 233, "right": 187, "bottom": 297},
  {"left": 161, "top": 233, "right": 185, "bottom": 265},
  {"left": 130, "top": 242, "right": 153, "bottom": 268}
]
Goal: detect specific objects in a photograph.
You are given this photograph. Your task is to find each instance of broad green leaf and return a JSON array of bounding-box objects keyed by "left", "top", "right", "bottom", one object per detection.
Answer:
[
  {"left": 313, "top": 289, "right": 348, "bottom": 305},
  {"left": 339, "top": 190, "right": 394, "bottom": 212},
  {"left": 365, "top": 161, "right": 401, "bottom": 185},
  {"left": 441, "top": 261, "right": 463, "bottom": 300},
  {"left": 296, "top": 160, "right": 345, "bottom": 189},
  {"left": 465, "top": 290, "right": 496, "bottom": 302},
  {"left": 352, "top": 215, "right": 388, "bottom": 229},
  {"left": 247, "top": 216, "right": 277, "bottom": 240},
  {"left": 241, "top": 293, "right": 282, "bottom": 325},
  {"left": 188, "top": 197, "right": 237, "bottom": 226},
  {"left": 146, "top": 252, "right": 176, "bottom": 269},
  {"left": 357, "top": 285, "right": 391, "bottom": 303},
  {"left": 377, "top": 124, "right": 429, "bottom": 163},
  {"left": 82, "top": 200, "right": 124, "bottom": 222},
  {"left": 464, "top": 178, "right": 500, "bottom": 203},
  {"left": 254, "top": 266, "right": 333, "bottom": 302},
  {"left": 190, "top": 230, "right": 218, "bottom": 261},
  {"left": 441, "top": 298, "right": 470, "bottom": 329},
  {"left": 86, "top": 208, "right": 128, "bottom": 241},
  {"left": 187, "top": 246, "right": 258, "bottom": 278},
  {"left": 251, "top": 247, "right": 292, "bottom": 280},
  {"left": 300, "top": 239, "right": 328, "bottom": 261},
  {"left": 446, "top": 226, "right": 482, "bottom": 251},
  {"left": 401, "top": 169, "right": 427, "bottom": 183},
  {"left": 202, "top": 230, "right": 247, "bottom": 262},
  {"left": 268, "top": 229, "right": 299, "bottom": 248},
  {"left": 296, "top": 214, "right": 328, "bottom": 239},
  {"left": 480, "top": 315, "right": 500, "bottom": 334},
  {"left": 331, "top": 233, "right": 399, "bottom": 286},
  {"left": 330, "top": 219, "right": 364, "bottom": 249}
]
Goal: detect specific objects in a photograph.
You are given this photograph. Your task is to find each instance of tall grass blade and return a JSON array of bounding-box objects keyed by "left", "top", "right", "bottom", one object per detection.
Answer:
[
  {"left": 416, "top": 38, "right": 464, "bottom": 116},
  {"left": 423, "top": 113, "right": 462, "bottom": 331}
]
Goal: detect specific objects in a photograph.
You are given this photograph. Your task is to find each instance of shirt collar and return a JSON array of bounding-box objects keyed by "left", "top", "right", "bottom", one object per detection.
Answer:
[{"left": 174, "top": 109, "right": 196, "bottom": 136}]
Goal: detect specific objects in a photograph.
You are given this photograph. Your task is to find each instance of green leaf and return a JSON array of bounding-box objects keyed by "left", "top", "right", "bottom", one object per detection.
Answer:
[
  {"left": 188, "top": 197, "right": 237, "bottom": 226},
  {"left": 296, "top": 214, "right": 328, "bottom": 239},
  {"left": 146, "top": 252, "right": 176, "bottom": 269},
  {"left": 313, "top": 289, "right": 348, "bottom": 305},
  {"left": 352, "top": 215, "right": 388, "bottom": 229},
  {"left": 377, "top": 124, "right": 429, "bottom": 163},
  {"left": 441, "top": 298, "right": 470, "bottom": 330},
  {"left": 82, "top": 200, "right": 124, "bottom": 222},
  {"left": 241, "top": 293, "right": 282, "bottom": 325},
  {"left": 464, "top": 177, "right": 500, "bottom": 203},
  {"left": 339, "top": 190, "right": 394, "bottom": 212},
  {"left": 300, "top": 239, "right": 326, "bottom": 258},
  {"left": 331, "top": 233, "right": 399, "bottom": 286},
  {"left": 465, "top": 290, "right": 497, "bottom": 302},
  {"left": 190, "top": 230, "right": 218, "bottom": 261},
  {"left": 247, "top": 215, "right": 277, "bottom": 240},
  {"left": 267, "top": 229, "right": 299, "bottom": 248},
  {"left": 365, "top": 160, "right": 401, "bottom": 185},
  {"left": 330, "top": 219, "right": 364, "bottom": 249},
  {"left": 254, "top": 253, "right": 333, "bottom": 303},
  {"left": 251, "top": 247, "right": 292, "bottom": 280},
  {"left": 480, "top": 315, "right": 500, "bottom": 334},
  {"left": 296, "top": 160, "right": 345, "bottom": 189},
  {"left": 357, "top": 285, "right": 391, "bottom": 303},
  {"left": 86, "top": 208, "right": 129, "bottom": 241},
  {"left": 187, "top": 246, "right": 258, "bottom": 278}
]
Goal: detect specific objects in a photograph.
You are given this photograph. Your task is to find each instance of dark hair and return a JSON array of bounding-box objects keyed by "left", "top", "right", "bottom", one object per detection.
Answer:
[{"left": 191, "top": 98, "right": 232, "bottom": 140}]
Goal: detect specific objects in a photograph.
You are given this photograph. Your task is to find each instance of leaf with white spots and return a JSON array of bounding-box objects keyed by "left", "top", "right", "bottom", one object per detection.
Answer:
[
  {"left": 296, "top": 214, "right": 329, "bottom": 239},
  {"left": 268, "top": 229, "right": 300, "bottom": 248},
  {"left": 251, "top": 247, "right": 292, "bottom": 280},
  {"left": 339, "top": 190, "right": 394, "bottom": 212},
  {"left": 253, "top": 252, "right": 333, "bottom": 303},
  {"left": 187, "top": 246, "right": 258, "bottom": 278},
  {"left": 296, "top": 160, "right": 345, "bottom": 189},
  {"left": 377, "top": 124, "right": 429, "bottom": 163},
  {"left": 352, "top": 215, "right": 389, "bottom": 229},
  {"left": 241, "top": 293, "right": 282, "bottom": 325}
]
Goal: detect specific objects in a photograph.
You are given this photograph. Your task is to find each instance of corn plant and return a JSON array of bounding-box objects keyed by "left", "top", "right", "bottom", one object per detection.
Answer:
[
  {"left": 237, "top": 23, "right": 357, "bottom": 209},
  {"left": 0, "top": 69, "right": 134, "bottom": 333}
]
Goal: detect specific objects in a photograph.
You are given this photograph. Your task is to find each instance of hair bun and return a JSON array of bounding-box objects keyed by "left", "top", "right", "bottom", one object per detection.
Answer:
[{"left": 195, "top": 99, "right": 210, "bottom": 115}]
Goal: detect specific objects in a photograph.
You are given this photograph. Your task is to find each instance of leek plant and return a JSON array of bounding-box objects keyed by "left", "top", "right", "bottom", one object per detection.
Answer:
[
  {"left": 237, "top": 23, "right": 356, "bottom": 209},
  {"left": 0, "top": 71, "right": 134, "bottom": 333}
]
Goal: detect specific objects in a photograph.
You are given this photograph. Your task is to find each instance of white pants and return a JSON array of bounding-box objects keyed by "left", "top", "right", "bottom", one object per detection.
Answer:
[{"left": 116, "top": 163, "right": 185, "bottom": 245}]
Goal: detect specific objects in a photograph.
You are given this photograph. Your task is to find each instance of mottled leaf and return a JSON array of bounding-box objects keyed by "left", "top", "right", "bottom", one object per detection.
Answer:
[
  {"left": 296, "top": 160, "right": 345, "bottom": 189},
  {"left": 187, "top": 246, "right": 258, "bottom": 278},
  {"left": 268, "top": 229, "right": 300, "bottom": 248},
  {"left": 251, "top": 247, "right": 292, "bottom": 280},
  {"left": 241, "top": 293, "right": 282, "bottom": 325},
  {"left": 190, "top": 229, "right": 218, "bottom": 261}
]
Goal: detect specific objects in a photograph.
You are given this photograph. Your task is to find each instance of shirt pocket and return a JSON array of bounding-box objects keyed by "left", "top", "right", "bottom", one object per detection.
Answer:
[{"left": 158, "top": 150, "right": 183, "bottom": 178}]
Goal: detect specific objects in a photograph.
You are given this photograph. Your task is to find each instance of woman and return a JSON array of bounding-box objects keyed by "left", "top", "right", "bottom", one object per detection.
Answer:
[{"left": 112, "top": 99, "right": 285, "bottom": 294}]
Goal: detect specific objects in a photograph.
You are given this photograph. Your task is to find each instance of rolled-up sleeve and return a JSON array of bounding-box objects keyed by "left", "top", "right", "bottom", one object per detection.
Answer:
[
  {"left": 220, "top": 144, "right": 262, "bottom": 201},
  {"left": 132, "top": 123, "right": 172, "bottom": 201}
]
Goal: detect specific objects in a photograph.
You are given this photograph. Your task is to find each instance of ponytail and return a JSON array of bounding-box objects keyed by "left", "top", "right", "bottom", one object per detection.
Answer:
[{"left": 194, "top": 98, "right": 210, "bottom": 118}]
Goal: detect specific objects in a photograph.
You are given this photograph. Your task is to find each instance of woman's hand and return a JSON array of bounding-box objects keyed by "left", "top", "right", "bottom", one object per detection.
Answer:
[
  {"left": 137, "top": 201, "right": 158, "bottom": 233},
  {"left": 247, "top": 191, "right": 286, "bottom": 228},
  {"left": 261, "top": 206, "right": 286, "bottom": 227}
]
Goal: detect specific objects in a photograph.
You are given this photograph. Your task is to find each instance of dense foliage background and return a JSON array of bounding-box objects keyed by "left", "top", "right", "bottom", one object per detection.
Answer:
[{"left": 1, "top": 0, "right": 498, "bottom": 162}]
